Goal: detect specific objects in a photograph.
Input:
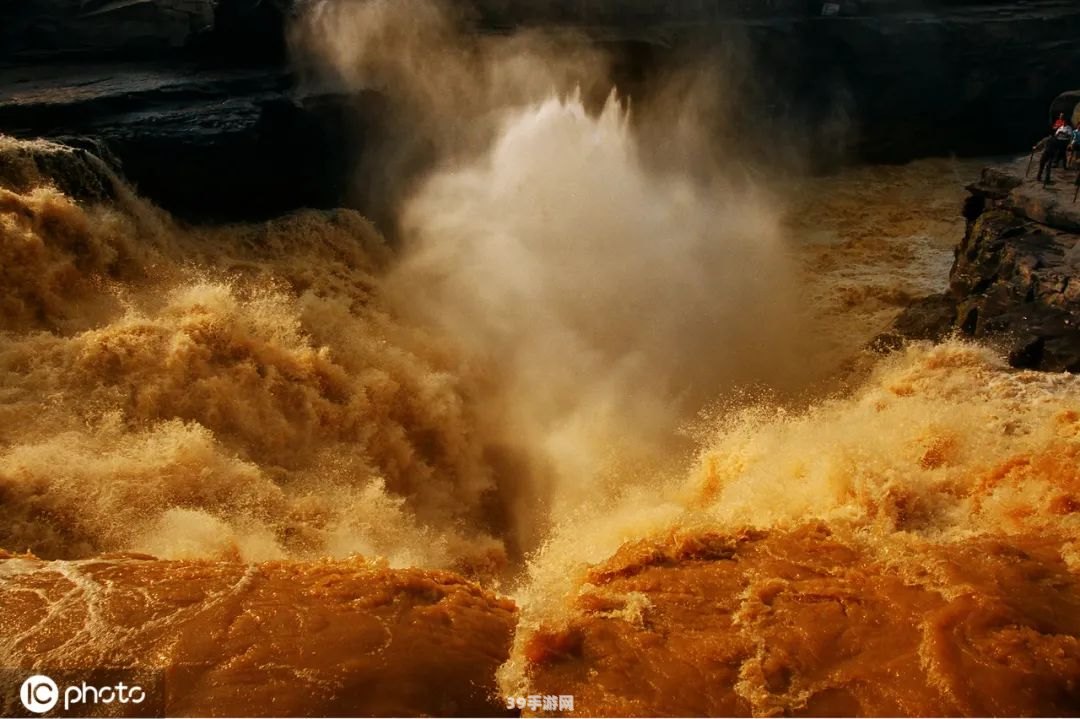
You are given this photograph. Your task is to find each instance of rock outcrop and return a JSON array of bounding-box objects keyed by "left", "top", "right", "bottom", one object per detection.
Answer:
[
  {"left": 0, "top": 64, "right": 375, "bottom": 222},
  {"left": 0, "top": 0, "right": 213, "bottom": 60},
  {"left": 883, "top": 157, "right": 1080, "bottom": 372}
]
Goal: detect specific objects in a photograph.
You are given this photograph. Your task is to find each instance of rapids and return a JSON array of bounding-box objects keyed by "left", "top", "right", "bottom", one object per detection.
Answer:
[
  {"left": 3, "top": 128, "right": 1078, "bottom": 715},
  {"left": 0, "top": 137, "right": 507, "bottom": 573},
  {"left": 1, "top": 9, "right": 1078, "bottom": 710}
]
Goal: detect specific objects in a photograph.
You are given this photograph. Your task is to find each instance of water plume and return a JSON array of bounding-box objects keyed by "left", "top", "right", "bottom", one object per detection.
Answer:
[
  {"left": 291, "top": 0, "right": 611, "bottom": 221},
  {"left": 296, "top": 0, "right": 820, "bottom": 553},
  {"left": 501, "top": 339, "right": 1080, "bottom": 699},
  {"left": 390, "top": 91, "right": 812, "bottom": 542}
]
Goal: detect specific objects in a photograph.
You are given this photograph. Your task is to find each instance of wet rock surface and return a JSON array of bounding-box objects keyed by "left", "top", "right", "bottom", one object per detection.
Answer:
[
  {"left": 0, "top": 63, "right": 374, "bottom": 222},
  {"left": 885, "top": 157, "right": 1080, "bottom": 373}
]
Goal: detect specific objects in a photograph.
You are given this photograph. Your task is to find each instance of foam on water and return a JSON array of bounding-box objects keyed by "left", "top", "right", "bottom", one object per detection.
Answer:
[
  {"left": 0, "top": 146, "right": 506, "bottom": 573},
  {"left": 3, "top": 5, "right": 1078, "bottom": 705}
]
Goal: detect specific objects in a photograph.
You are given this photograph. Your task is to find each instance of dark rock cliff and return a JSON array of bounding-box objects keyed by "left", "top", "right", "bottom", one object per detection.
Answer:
[
  {"left": 883, "top": 159, "right": 1080, "bottom": 373},
  {"left": 0, "top": 0, "right": 289, "bottom": 62},
  {"left": 0, "top": 64, "right": 376, "bottom": 221},
  {"left": 475, "top": 0, "right": 1080, "bottom": 161},
  {"left": 3, "top": 0, "right": 1080, "bottom": 220}
]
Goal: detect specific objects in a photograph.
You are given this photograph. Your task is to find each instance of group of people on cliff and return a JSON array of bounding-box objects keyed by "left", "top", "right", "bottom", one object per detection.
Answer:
[{"left": 1034, "top": 112, "right": 1080, "bottom": 184}]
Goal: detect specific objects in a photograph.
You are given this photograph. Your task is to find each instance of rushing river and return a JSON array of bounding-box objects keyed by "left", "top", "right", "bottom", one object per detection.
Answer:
[{"left": 1, "top": 4, "right": 1077, "bottom": 711}]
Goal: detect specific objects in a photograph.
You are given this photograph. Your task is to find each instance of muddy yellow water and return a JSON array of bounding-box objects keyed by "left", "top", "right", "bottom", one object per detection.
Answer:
[
  {"left": 522, "top": 525, "right": 1080, "bottom": 716},
  {"left": 1, "top": 111, "right": 1077, "bottom": 716},
  {"left": 0, "top": 552, "right": 516, "bottom": 717}
]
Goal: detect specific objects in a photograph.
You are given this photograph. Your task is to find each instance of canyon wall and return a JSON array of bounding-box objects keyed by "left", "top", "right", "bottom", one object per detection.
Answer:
[{"left": 4, "top": 0, "right": 1080, "bottom": 220}]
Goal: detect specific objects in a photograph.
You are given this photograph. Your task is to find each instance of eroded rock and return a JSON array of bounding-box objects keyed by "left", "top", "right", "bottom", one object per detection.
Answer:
[{"left": 884, "top": 157, "right": 1080, "bottom": 372}]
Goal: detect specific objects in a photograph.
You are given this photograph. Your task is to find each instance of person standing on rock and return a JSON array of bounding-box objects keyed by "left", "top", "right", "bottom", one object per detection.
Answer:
[
  {"left": 1036, "top": 124, "right": 1073, "bottom": 184},
  {"left": 1056, "top": 121, "right": 1073, "bottom": 169},
  {"left": 1068, "top": 125, "right": 1080, "bottom": 169}
]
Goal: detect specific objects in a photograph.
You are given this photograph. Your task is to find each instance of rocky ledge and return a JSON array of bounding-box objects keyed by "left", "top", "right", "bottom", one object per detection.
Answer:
[
  {"left": 0, "top": 63, "right": 384, "bottom": 223},
  {"left": 883, "top": 157, "right": 1080, "bottom": 373}
]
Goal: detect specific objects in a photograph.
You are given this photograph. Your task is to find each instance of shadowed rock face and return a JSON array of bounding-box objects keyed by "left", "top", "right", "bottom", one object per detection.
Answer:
[
  {"left": 520, "top": 525, "right": 1080, "bottom": 717},
  {"left": 0, "top": 0, "right": 288, "bottom": 62},
  {"left": 0, "top": 553, "right": 517, "bottom": 717},
  {"left": 951, "top": 207, "right": 1080, "bottom": 372},
  {"left": 3, "top": 1, "right": 1080, "bottom": 220},
  {"left": 884, "top": 157, "right": 1080, "bottom": 373},
  {"left": 0, "top": 0, "right": 214, "bottom": 60},
  {"left": 0, "top": 65, "right": 376, "bottom": 223},
  {"left": 490, "top": 0, "right": 1080, "bottom": 161}
]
